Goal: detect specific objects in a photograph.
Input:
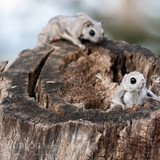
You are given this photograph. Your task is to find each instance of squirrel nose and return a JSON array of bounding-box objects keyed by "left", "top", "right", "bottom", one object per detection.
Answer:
[
  {"left": 141, "top": 81, "right": 145, "bottom": 86},
  {"left": 97, "top": 37, "right": 102, "bottom": 43}
]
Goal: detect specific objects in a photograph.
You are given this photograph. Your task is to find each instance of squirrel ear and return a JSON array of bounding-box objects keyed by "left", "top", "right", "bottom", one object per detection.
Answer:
[{"left": 84, "top": 20, "right": 94, "bottom": 27}]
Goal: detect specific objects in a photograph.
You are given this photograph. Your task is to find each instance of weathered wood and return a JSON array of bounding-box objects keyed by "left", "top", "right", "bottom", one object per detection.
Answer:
[
  {"left": 0, "top": 39, "right": 160, "bottom": 160},
  {"left": 0, "top": 61, "right": 8, "bottom": 72}
]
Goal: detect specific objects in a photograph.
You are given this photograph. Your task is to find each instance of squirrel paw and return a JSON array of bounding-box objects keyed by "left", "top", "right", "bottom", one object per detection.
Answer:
[
  {"left": 49, "top": 37, "right": 61, "bottom": 43},
  {"left": 78, "top": 44, "right": 86, "bottom": 50},
  {"left": 132, "top": 104, "right": 141, "bottom": 110}
]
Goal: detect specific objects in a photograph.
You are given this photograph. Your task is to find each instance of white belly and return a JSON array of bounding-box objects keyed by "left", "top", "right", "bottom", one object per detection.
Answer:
[
  {"left": 123, "top": 89, "right": 148, "bottom": 108},
  {"left": 123, "top": 92, "right": 136, "bottom": 108}
]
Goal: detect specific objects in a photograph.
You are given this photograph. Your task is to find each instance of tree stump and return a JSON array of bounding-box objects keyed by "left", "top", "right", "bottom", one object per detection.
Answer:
[{"left": 0, "top": 39, "right": 160, "bottom": 160}]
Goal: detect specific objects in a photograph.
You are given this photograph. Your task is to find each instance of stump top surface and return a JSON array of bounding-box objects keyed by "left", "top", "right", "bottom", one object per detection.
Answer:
[{"left": 1, "top": 39, "right": 160, "bottom": 126}]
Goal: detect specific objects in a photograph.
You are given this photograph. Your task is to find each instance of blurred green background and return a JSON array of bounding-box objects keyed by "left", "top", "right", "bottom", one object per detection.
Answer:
[{"left": 0, "top": 0, "right": 160, "bottom": 64}]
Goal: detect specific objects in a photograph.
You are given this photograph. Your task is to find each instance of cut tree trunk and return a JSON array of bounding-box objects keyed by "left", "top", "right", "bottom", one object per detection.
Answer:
[{"left": 0, "top": 39, "right": 160, "bottom": 160}]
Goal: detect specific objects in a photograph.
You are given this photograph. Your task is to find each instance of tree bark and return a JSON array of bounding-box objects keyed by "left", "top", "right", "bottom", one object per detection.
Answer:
[
  {"left": 0, "top": 39, "right": 160, "bottom": 160},
  {"left": 0, "top": 61, "right": 8, "bottom": 72}
]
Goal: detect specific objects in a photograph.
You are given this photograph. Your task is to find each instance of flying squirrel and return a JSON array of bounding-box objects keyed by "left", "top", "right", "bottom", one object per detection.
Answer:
[
  {"left": 110, "top": 71, "right": 157, "bottom": 109},
  {"left": 38, "top": 13, "right": 104, "bottom": 49}
]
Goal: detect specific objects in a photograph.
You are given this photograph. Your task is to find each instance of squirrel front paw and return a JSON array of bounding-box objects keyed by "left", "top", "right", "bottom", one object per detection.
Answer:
[{"left": 78, "top": 44, "right": 86, "bottom": 50}]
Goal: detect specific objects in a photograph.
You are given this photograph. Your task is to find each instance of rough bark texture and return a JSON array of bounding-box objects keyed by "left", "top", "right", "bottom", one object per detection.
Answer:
[
  {"left": 0, "top": 39, "right": 160, "bottom": 160},
  {"left": 0, "top": 61, "right": 8, "bottom": 72}
]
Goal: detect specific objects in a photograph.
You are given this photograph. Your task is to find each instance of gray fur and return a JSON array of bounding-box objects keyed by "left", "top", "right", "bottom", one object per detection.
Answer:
[
  {"left": 38, "top": 13, "right": 104, "bottom": 49},
  {"left": 111, "top": 71, "right": 157, "bottom": 109}
]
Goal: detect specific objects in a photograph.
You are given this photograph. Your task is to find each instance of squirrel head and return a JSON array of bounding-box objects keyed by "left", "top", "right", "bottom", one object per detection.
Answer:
[
  {"left": 122, "top": 71, "right": 146, "bottom": 92},
  {"left": 81, "top": 20, "right": 104, "bottom": 43}
]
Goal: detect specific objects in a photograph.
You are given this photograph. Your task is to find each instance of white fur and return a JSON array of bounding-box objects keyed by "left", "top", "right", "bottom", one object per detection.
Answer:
[
  {"left": 111, "top": 71, "right": 157, "bottom": 109},
  {"left": 38, "top": 13, "right": 104, "bottom": 49}
]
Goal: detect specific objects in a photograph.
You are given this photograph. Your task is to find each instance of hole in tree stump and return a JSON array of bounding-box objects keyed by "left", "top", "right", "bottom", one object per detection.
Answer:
[
  {"left": 57, "top": 45, "right": 160, "bottom": 111},
  {"left": 27, "top": 40, "right": 160, "bottom": 112}
]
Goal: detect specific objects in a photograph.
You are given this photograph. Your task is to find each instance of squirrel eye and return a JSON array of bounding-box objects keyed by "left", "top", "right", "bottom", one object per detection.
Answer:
[
  {"left": 130, "top": 77, "right": 137, "bottom": 84},
  {"left": 89, "top": 30, "right": 95, "bottom": 36}
]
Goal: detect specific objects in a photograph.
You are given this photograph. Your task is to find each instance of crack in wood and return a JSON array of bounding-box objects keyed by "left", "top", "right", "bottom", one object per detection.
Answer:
[{"left": 28, "top": 48, "right": 54, "bottom": 97}]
